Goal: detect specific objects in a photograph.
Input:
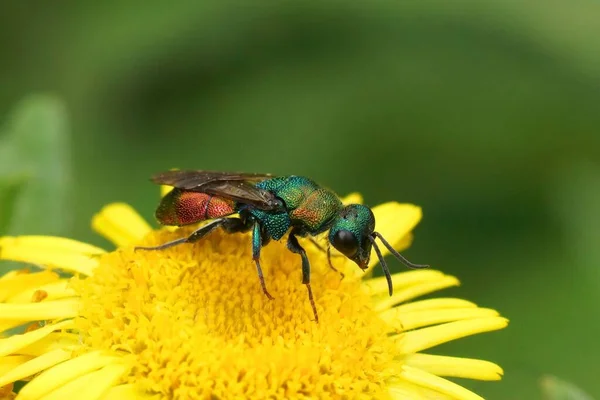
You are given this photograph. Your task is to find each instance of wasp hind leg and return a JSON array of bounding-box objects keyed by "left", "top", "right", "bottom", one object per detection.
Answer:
[
  {"left": 135, "top": 217, "right": 253, "bottom": 252},
  {"left": 288, "top": 230, "right": 319, "bottom": 323},
  {"left": 134, "top": 218, "right": 227, "bottom": 252}
]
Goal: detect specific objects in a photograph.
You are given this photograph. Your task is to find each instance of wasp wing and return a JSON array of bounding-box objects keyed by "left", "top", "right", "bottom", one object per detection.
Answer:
[
  {"left": 151, "top": 170, "right": 272, "bottom": 189},
  {"left": 151, "top": 170, "right": 280, "bottom": 210},
  {"left": 201, "top": 180, "right": 281, "bottom": 210}
]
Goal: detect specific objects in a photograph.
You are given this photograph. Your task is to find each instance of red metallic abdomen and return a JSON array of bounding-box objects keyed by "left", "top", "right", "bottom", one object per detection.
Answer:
[{"left": 156, "top": 189, "right": 236, "bottom": 226}]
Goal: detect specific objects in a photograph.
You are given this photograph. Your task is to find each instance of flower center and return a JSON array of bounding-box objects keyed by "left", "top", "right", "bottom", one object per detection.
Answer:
[{"left": 73, "top": 228, "right": 396, "bottom": 398}]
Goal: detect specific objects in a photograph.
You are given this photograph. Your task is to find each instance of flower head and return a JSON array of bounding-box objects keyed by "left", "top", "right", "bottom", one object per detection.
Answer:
[{"left": 0, "top": 194, "right": 507, "bottom": 399}]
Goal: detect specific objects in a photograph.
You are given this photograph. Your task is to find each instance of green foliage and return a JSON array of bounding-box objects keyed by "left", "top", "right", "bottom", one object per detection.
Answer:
[
  {"left": 0, "top": 95, "right": 72, "bottom": 236},
  {"left": 0, "top": 173, "right": 27, "bottom": 234},
  {"left": 551, "top": 162, "right": 600, "bottom": 270},
  {"left": 541, "top": 376, "right": 594, "bottom": 400},
  {"left": 0, "top": 95, "right": 72, "bottom": 274}
]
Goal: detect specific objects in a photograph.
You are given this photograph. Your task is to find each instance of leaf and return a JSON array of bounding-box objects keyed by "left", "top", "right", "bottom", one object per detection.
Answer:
[
  {"left": 0, "top": 174, "right": 28, "bottom": 234},
  {"left": 550, "top": 161, "right": 600, "bottom": 272},
  {"left": 540, "top": 375, "right": 594, "bottom": 400},
  {"left": 0, "top": 95, "right": 72, "bottom": 236}
]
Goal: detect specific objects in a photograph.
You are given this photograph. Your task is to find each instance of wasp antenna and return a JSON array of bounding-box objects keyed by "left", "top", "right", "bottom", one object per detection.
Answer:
[
  {"left": 368, "top": 235, "right": 393, "bottom": 296},
  {"left": 373, "top": 231, "right": 430, "bottom": 270}
]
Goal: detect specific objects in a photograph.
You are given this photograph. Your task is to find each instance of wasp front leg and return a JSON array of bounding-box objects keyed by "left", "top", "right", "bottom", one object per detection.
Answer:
[
  {"left": 251, "top": 221, "right": 274, "bottom": 300},
  {"left": 308, "top": 237, "right": 345, "bottom": 278}
]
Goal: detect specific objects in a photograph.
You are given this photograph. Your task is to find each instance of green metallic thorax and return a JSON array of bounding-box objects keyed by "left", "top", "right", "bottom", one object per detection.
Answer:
[{"left": 245, "top": 176, "right": 343, "bottom": 240}]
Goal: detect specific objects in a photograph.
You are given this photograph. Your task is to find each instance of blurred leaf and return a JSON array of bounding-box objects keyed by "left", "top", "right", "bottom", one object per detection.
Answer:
[
  {"left": 0, "top": 95, "right": 72, "bottom": 236},
  {"left": 0, "top": 139, "right": 18, "bottom": 169},
  {"left": 0, "top": 174, "right": 28, "bottom": 234},
  {"left": 550, "top": 162, "right": 600, "bottom": 270},
  {"left": 541, "top": 375, "right": 594, "bottom": 400}
]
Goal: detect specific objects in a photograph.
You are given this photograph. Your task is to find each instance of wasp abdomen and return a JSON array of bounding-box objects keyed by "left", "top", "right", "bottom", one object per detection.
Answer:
[{"left": 156, "top": 188, "right": 236, "bottom": 226}]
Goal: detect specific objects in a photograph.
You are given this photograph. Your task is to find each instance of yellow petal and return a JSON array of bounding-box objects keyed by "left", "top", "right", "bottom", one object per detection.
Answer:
[
  {"left": 380, "top": 307, "right": 499, "bottom": 331},
  {"left": 395, "top": 298, "right": 478, "bottom": 313},
  {"left": 18, "top": 351, "right": 123, "bottom": 400},
  {"left": 36, "top": 372, "right": 96, "bottom": 400},
  {"left": 158, "top": 167, "right": 179, "bottom": 198},
  {"left": 0, "top": 270, "right": 22, "bottom": 281},
  {"left": 389, "top": 380, "right": 455, "bottom": 400},
  {"left": 91, "top": 203, "right": 152, "bottom": 247},
  {"left": 396, "top": 317, "right": 509, "bottom": 354},
  {"left": 393, "top": 232, "right": 414, "bottom": 254},
  {"left": 0, "top": 271, "right": 59, "bottom": 302},
  {"left": 373, "top": 276, "right": 460, "bottom": 312},
  {"left": 103, "top": 384, "right": 159, "bottom": 400},
  {"left": 0, "top": 237, "right": 101, "bottom": 276},
  {"left": 405, "top": 353, "right": 504, "bottom": 381},
  {"left": 65, "top": 363, "right": 128, "bottom": 400},
  {"left": 0, "top": 236, "right": 105, "bottom": 256},
  {"left": 6, "top": 281, "right": 76, "bottom": 303},
  {"left": 0, "top": 348, "right": 71, "bottom": 387},
  {"left": 0, "top": 320, "right": 27, "bottom": 334},
  {"left": 18, "top": 333, "right": 80, "bottom": 357},
  {"left": 362, "top": 270, "right": 446, "bottom": 297},
  {"left": 372, "top": 202, "right": 422, "bottom": 232},
  {"left": 341, "top": 192, "right": 363, "bottom": 205},
  {"left": 399, "top": 365, "right": 485, "bottom": 400},
  {"left": 0, "top": 320, "right": 73, "bottom": 357},
  {"left": 373, "top": 202, "right": 421, "bottom": 241},
  {"left": 0, "top": 355, "right": 33, "bottom": 375},
  {"left": 0, "top": 298, "right": 79, "bottom": 321},
  {"left": 36, "top": 365, "right": 127, "bottom": 400},
  {"left": 160, "top": 184, "right": 173, "bottom": 198}
]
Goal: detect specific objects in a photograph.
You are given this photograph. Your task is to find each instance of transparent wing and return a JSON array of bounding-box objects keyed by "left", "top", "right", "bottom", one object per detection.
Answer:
[{"left": 150, "top": 170, "right": 280, "bottom": 210}]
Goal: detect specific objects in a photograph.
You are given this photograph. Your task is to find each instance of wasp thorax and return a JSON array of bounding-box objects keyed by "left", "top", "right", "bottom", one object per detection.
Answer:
[{"left": 329, "top": 204, "right": 376, "bottom": 268}]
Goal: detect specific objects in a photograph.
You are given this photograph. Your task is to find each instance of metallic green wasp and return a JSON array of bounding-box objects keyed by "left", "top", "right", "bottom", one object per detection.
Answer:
[{"left": 136, "top": 170, "right": 429, "bottom": 322}]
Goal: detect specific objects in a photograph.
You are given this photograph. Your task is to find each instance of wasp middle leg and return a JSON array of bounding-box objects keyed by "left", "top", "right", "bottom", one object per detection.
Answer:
[{"left": 287, "top": 230, "right": 319, "bottom": 323}]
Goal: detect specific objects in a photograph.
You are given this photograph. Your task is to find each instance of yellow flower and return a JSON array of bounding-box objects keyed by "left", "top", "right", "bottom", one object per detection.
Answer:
[{"left": 0, "top": 194, "right": 507, "bottom": 400}]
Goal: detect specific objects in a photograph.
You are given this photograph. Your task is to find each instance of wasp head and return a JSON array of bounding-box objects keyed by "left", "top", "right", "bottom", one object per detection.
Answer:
[
  {"left": 328, "top": 203, "right": 430, "bottom": 297},
  {"left": 328, "top": 204, "right": 375, "bottom": 270}
]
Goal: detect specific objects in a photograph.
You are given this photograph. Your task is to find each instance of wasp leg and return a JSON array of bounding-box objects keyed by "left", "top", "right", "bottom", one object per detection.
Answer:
[
  {"left": 309, "top": 238, "right": 344, "bottom": 278},
  {"left": 287, "top": 231, "right": 319, "bottom": 323},
  {"left": 308, "top": 237, "right": 327, "bottom": 253},
  {"left": 251, "top": 221, "right": 274, "bottom": 300},
  {"left": 135, "top": 218, "right": 227, "bottom": 251},
  {"left": 308, "top": 237, "right": 343, "bottom": 258},
  {"left": 326, "top": 245, "right": 345, "bottom": 279},
  {"left": 307, "top": 238, "right": 344, "bottom": 279}
]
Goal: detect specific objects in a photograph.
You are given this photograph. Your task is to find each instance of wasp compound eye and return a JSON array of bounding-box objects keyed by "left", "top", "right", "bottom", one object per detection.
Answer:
[{"left": 332, "top": 229, "right": 359, "bottom": 257}]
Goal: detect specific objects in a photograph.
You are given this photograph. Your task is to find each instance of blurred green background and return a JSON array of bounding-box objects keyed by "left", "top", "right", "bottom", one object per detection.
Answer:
[{"left": 1, "top": 1, "right": 599, "bottom": 399}]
